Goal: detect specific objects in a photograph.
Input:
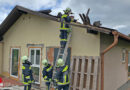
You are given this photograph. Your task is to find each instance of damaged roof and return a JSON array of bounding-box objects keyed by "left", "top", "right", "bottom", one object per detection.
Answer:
[{"left": 0, "top": 5, "right": 130, "bottom": 41}]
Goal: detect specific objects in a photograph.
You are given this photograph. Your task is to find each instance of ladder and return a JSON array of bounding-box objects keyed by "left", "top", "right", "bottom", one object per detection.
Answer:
[
  {"left": 57, "top": 31, "right": 72, "bottom": 63},
  {"left": 52, "top": 29, "right": 72, "bottom": 89}
]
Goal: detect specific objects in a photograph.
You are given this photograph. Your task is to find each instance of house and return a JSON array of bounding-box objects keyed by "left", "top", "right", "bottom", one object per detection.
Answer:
[{"left": 0, "top": 5, "right": 130, "bottom": 90}]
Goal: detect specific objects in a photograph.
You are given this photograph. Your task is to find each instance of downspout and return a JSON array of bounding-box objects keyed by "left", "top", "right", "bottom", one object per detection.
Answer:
[{"left": 101, "top": 31, "right": 119, "bottom": 90}]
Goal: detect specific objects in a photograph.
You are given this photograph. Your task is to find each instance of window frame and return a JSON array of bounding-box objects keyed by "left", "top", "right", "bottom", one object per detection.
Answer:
[
  {"left": 29, "top": 48, "right": 41, "bottom": 67},
  {"left": 29, "top": 47, "right": 41, "bottom": 84},
  {"left": 10, "top": 48, "right": 20, "bottom": 78}
]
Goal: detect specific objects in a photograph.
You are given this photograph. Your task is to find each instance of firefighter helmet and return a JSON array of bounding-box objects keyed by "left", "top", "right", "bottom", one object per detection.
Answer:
[
  {"left": 64, "top": 8, "right": 72, "bottom": 14},
  {"left": 57, "top": 58, "right": 64, "bottom": 66},
  {"left": 42, "top": 59, "right": 48, "bottom": 66},
  {"left": 21, "top": 56, "right": 28, "bottom": 63}
]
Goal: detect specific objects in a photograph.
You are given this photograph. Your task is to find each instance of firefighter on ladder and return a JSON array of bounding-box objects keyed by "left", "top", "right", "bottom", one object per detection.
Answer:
[
  {"left": 59, "top": 8, "right": 77, "bottom": 48},
  {"left": 54, "top": 58, "right": 70, "bottom": 90},
  {"left": 21, "top": 56, "right": 34, "bottom": 90},
  {"left": 42, "top": 59, "right": 53, "bottom": 90}
]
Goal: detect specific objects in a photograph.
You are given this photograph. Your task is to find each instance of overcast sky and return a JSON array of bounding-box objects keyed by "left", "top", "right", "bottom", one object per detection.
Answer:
[{"left": 0, "top": 0, "right": 130, "bottom": 35}]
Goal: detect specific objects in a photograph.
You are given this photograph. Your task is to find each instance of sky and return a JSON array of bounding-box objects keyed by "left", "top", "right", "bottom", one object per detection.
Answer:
[{"left": 0, "top": 0, "right": 130, "bottom": 35}]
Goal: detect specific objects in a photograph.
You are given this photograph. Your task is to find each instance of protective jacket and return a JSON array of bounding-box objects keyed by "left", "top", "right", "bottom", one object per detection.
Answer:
[
  {"left": 42, "top": 64, "right": 53, "bottom": 82},
  {"left": 60, "top": 14, "right": 76, "bottom": 30},
  {"left": 22, "top": 60, "right": 34, "bottom": 85},
  {"left": 55, "top": 65, "right": 70, "bottom": 85}
]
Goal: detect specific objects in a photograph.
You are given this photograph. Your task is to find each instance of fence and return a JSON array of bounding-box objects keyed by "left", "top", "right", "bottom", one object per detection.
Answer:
[{"left": 70, "top": 56, "right": 100, "bottom": 90}]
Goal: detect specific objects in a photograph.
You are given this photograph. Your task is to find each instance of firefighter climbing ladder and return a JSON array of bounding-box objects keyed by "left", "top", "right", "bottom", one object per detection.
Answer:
[
  {"left": 52, "top": 29, "right": 72, "bottom": 89},
  {"left": 56, "top": 31, "right": 72, "bottom": 63},
  {"left": 53, "top": 30, "right": 72, "bottom": 73}
]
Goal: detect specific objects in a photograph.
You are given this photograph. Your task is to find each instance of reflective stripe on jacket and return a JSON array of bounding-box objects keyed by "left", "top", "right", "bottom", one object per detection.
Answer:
[
  {"left": 22, "top": 62, "right": 34, "bottom": 85},
  {"left": 55, "top": 65, "right": 70, "bottom": 85},
  {"left": 60, "top": 14, "right": 71, "bottom": 30},
  {"left": 60, "top": 14, "right": 77, "bottom": 30},
  {"left": 42, "top": 64, "right": 53, "bottom": 82}
]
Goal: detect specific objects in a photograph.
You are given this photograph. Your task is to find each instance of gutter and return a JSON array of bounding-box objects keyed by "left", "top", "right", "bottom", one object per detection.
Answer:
[
  {"left": 101, "top": 31, "right": 119, "bottom": 90},
  {"left": 119, "top": 32, "right": 130, "bottom": 41}
]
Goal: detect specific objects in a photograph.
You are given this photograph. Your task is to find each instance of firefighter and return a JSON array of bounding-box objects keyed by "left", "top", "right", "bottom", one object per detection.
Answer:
[
  {"left": 21, "top": 56, "right": 34, "bottom": 90},
  {"left": 59, "top": 8, "right": 77, "bottom": 48},
  {"left": 42, "top": 59, "right": 53, "bottom": 90},
  {"left": 54, "top": 58, "right": 70, "bottom": 90}
]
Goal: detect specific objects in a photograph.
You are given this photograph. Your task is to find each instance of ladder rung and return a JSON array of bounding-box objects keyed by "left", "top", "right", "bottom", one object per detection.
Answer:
[
  {"left": 64, "top": 53, "right": 67, "bottom": 55},
  {"left": 59, "top": 48, "right": 64, "bottom": 51},
  {"left": 59, "top": 54, "right": 63, "bottom": 56}
]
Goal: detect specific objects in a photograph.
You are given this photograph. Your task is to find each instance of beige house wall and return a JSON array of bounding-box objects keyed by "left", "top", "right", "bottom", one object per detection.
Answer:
[
  {"left": 0, "top": 42, "right": 3, "bottom": 75},
  {"left": 100, "top": 33, "right": 130, "bottom": 90},
  {"left": 70, "top": 26, "right": 100, "bottom": 56},
  {"left": 2, "top": 14, "right": 100, "bottom": 86}
]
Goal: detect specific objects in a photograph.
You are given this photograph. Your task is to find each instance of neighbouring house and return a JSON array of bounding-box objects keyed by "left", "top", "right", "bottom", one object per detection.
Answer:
[{"left": 0, "top": 5, "right": 130, "bottom": 90}]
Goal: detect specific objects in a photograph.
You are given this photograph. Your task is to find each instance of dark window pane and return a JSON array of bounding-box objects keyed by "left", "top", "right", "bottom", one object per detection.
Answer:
[
  {"left": 11, "top": 49, "right": 19, "bottom": 76},
  {"left": 36, "top": 50, "right": 40, "bottom": 65},
  {"left": 129, "top": 66, "right": 130, "bottom": 72},
  {"left": 31, "top": 50, "right": 34, "bottom": 64},
  {"left": 54, "top": 48, "right": 71, "bottom": 66},
  {"left": 128, "top": 66, "right": 130, "bottom": 77},
  {"left": 54, "top": 48, "right": 59, "bottom": 65},
  {"left": 32, "top": 67, "right": 39, "bottom": 82}
]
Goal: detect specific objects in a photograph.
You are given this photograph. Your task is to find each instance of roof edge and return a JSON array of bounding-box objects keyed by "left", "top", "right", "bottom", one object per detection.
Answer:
[{"left": 0, "top": 5, "right": 130, "bottom": 42}]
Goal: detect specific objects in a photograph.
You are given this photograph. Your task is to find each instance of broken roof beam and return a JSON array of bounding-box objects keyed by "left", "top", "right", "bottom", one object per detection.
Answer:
[
  {"left": 82, "top": 14, "right": 87, "bottom": 24},
  {"left": 79, "top": 14, "right": 86, "bottom": 24},
  {"left": 79, "top": 8, "right": 91, "bottom": 25}
]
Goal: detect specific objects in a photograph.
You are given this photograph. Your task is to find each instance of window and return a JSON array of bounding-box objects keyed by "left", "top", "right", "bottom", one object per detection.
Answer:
[
  {"left": 10, "top": 48, "right": 20, "bottom": 78},
  {"left": 46, "top": 47, "right": 71, "bottom": 66},
  {"left": 128, "top": 51, "right": 130, "bottom": 77},
  {"left": 29, "top": 48, "right": 41, "bottom": 83}
]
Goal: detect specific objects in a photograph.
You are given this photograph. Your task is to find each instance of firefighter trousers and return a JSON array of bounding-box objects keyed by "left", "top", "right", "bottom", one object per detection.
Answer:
[
  {"left": 24, "top": 84, "right": 31, "bottom": 90},
  {"left": 57, "top": 84, "right": 69, "bottom": 90}
]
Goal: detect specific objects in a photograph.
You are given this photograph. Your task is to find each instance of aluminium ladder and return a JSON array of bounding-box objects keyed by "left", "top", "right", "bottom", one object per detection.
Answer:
[
  {"left": 52, "top": 29, "right": 72, "bottom": 89},
  {"left": 56, "top": 31, "right": 72, "bottom": 63}
]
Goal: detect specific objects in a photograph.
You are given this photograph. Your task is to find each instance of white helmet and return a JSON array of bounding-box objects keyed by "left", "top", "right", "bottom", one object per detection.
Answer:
[
  {"left": 21, "top": 56, "right": 28, "bottom": 63},
  {"left": 64, "top": 8, "right": 72, "bottom": 14},
  {"left": 42, "top": 59, "right": 48, "bottom": 66},
  {"left": 57, "top": 58, "right": 64, "bottom": 66}
]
